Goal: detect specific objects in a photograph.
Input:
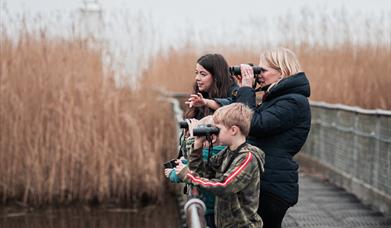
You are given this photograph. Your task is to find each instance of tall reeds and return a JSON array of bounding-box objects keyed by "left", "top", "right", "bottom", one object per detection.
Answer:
[
  {"left": 142, "top": 43, "right": 391, "bottom": 110},
  {"left": 142, "top": 17, "right": 390, "bottom": 110},
  {"left": 1, "top": 6, "right": 389, "bottom": 208},
  {"left": 296, "top": 43, "right": 391, "bottom": 109},
  {"left": 0, "top": 31, "right": 177, "bottom": 206}
]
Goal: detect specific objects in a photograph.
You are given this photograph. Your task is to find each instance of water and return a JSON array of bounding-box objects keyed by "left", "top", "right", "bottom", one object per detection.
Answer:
[{"left": 0, "top": 193, "right": 180, "bottom": 228}]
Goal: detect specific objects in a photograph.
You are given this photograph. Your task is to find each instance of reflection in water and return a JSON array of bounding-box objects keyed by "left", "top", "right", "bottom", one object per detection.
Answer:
[{"left": 0, "top": 193, "right": 179, "bottom": 228}]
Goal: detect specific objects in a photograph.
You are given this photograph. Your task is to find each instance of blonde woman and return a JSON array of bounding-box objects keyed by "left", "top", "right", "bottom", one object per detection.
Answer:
[{"left": 237, "top": 47, "right": 311, "bottom": 228}]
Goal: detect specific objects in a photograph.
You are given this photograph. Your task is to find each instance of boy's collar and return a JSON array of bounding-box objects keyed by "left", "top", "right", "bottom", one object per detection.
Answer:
[{"left": 228, "top": 142, "right": 247, "bottom": 154}]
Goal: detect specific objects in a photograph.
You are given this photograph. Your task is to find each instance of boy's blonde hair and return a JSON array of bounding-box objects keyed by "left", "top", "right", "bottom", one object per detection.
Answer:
[
  {"left": 213, "top": 103, "right": 253, "bottom": 136},
  {"left": 260, "top": 47, "right": 302, "bottom": 77}
]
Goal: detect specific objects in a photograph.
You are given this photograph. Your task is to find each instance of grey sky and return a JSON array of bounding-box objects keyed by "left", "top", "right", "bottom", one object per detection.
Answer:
[
  {"left": 2, "top": 0, "right": 390, "bottom": 77},
  {"left": 3, "top": 0, "right": 390, "bottom": 18},
  {"left": 3, "top": 0, "right": 389, "bottom": 41}
]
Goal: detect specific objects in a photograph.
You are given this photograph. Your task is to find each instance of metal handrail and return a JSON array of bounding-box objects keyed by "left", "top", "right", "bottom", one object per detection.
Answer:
[
  {"left": 310, "top": 101, "right": 391, "bottom": 116},
  {"left": 303, "top": 101, "right": 391, "bottom": 216},
  {"left": 163, "top": 93, "right": 207, "bottom": 228},
  {"left": 184, "top": 198, "right": 207, "bottom": 228}
]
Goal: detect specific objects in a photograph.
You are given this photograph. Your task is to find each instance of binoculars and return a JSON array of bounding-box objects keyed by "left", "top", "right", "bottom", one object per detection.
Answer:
[
  {"left": 228, "top": 65, "right": 264, "bottom": 76},
  {"left": 163, "top": 159, "right": 177, "bottom": 169},
  {"left": 179, "top": 121, "right": 219, "bottom": 136}
]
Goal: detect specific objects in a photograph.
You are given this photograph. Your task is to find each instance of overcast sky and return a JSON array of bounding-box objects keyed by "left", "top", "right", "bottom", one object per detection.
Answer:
[
  {"left": 3, "top": 0, "right": 390, "bottom": 20},
  {"left": 2, "top": 0, "right": 390, "bottom": 76},
  {"left": 3, "top": 0, "right": 390, "bottom": 12}
]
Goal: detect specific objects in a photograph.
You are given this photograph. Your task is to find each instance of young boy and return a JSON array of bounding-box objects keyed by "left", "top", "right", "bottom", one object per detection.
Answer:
[{"left": 176, "top": 103, "right": 265, "bottom": 228}]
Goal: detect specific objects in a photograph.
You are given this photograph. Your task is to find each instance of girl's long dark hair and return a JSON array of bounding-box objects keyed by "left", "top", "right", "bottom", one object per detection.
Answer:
[{"left": 185, "top": 53, "right": 235, "bottom": 119}]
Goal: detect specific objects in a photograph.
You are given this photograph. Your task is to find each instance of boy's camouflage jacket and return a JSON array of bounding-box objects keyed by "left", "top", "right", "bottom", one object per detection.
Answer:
[{"left": 177, "top": 137, "right": 265, "bottom": 228}]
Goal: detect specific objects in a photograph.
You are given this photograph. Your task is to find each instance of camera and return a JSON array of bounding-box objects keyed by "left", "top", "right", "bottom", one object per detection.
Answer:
[
  {"left": 179, "top": 121, "right": 188, "bottom": 129},
  {"left": 163, "top": 159, "right": 177, "bottom": 169},
  {"left": 228, "top": 65, "right": 263, "bottom": 76},
  {"left": 193, "top": 124, "right": 220, "bottom": 137}
]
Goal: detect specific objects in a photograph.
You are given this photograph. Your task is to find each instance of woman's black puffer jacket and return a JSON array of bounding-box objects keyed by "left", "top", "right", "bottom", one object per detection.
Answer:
[{"left": 236, "top": 72, "right": 311, "bottom": 205}]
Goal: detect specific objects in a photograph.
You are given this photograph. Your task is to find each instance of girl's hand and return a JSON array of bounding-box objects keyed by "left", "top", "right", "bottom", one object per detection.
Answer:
[{"left": 185, "top": 93, "right": 206, "bottom": 108}]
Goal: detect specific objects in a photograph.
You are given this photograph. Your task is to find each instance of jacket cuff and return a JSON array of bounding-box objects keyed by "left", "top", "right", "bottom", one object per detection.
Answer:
[
  {"left": 237, "top": 86, "right": 255, "bottom": 96},
  {"left": 177, "top": 166, "right": 190, "bottom": 181},
  {"left": 236, "top": 87, "right": 256, "bottom": 108},
  {"left": 213, "top": 98, "right": 231, "bottom": 107}
]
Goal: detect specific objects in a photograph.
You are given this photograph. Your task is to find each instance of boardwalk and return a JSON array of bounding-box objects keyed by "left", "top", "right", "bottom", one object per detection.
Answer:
[{"left": 283, "top": 173, "right": 391, "bottom": 228}]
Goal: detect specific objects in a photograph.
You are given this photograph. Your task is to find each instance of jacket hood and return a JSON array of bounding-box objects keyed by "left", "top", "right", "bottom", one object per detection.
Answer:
[{"left": 266, "top": 72, "right": 310, "bottom": 101}]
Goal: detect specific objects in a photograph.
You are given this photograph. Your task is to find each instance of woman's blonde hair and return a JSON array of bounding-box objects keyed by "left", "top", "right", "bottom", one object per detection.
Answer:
[{"left": 260, "top": 47, "right": 302, "bottom": 77}]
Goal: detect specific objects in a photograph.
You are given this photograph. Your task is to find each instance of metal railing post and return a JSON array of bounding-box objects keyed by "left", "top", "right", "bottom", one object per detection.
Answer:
[
  {"left": 161, "top": 91, "right": 208, "bottom": 227},
  {"left": 184, "top": 198, "right": 207, "bottom": 228}
]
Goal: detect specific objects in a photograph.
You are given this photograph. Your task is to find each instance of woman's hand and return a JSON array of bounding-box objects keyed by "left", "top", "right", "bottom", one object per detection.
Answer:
[
  {"left": 185, "top": 93, "right": 207, "bottom": 108},
  {"left": 238, "top": 64, "right": 254, "bottom": 87}
]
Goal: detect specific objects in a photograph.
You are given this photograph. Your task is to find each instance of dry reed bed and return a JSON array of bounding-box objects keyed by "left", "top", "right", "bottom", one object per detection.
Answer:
[
  {"left": 296, "top": 44, "right": 391, "bottom": 109},
  {"left": 141, "top": 7, "right": 391, "bottom": 110},
  {"left": 0, "top": 33, "right": 177, "bottom": 206},
  {"left": 142, "top": 43, "right": 391, "bottom": 110},
  {"left": 1, "top": 8, "right": 389, "bottom": 208}
]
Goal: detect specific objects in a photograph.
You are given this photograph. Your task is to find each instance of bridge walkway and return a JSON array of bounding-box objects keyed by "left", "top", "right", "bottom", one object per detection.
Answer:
[{"left": 282, "top": 173, "right": 391, "bottom": 228}]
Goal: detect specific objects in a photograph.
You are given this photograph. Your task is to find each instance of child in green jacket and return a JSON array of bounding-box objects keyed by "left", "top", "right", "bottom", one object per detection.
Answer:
[{"left": 176, "top": 103, "right": 265, "bottom": 228}]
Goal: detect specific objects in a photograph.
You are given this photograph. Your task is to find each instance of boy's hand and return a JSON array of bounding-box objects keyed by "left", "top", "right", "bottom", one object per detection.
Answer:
[
  {"left": 202, "top": 138, "right": 214, "bottom": 148},
  {"left": 183, "top": 128, "right": 190, "bottom": 138},
  {"left": 164, "top": 168, "right": 173, "bottom": 178},
  {"left": 186, "top": 119, "right": 199, "bottom": 137},
  {"left": 175, "top": 159, "right": 186, "bottom": 175},
  {"left": 194, "top": 136, "right": 207, "bottom": 150}
]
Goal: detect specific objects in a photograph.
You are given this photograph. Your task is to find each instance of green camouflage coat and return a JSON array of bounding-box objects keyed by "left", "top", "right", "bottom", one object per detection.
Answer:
[{"left": 178, "top": 139, "right": 265, "bottom": 228}]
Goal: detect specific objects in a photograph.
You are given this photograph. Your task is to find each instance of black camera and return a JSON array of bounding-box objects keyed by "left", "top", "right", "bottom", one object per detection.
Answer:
[
  {"left": 193, "top": 124, "right": 220, "bottom": 137},
  {"left": 163, "top": 159, "right": 177, "bottom": 169},
  {"left": 228, "top": 65, "right": 263, "bottom": 76},
  {"left": 179, "top": 121, "right": 188, "bottom": 129}
]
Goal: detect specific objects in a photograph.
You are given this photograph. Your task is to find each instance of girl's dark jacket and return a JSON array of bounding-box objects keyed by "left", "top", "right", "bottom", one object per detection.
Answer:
[{"left": 235, "top": 72, "right": 311, "bottom": 205}]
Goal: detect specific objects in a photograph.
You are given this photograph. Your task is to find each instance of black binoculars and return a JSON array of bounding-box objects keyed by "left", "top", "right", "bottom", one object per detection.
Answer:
[
  {"left": 163, "top": 159, "right": 177, "bottom": 169},
  {"left": 178, "top": 121, "right": 219, "bottom": 137},
  {"left": 228, "top": 65, "right": 264, "bottom": 76},
  {"left": 179, "top": 121, "right": 188, "bottom": 129},
  {"left": 193, "top": 124, "right": 220, "bottom": 137}
]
